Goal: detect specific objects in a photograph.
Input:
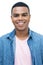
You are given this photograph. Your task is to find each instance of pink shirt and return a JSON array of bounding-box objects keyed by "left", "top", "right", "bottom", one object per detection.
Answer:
[{"left": 15, "top": 36, "right": 32, "bottom": 65}]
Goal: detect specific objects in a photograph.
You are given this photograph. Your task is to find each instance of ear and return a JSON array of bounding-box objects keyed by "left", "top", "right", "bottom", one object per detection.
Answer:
[
  {"left": 11, "top": 15, "right": 12, "bottom": 19},
  {"left": 30, "top": 15, "right": 31, "bottom": 18},
  {"left": 10, "top": 16, "right": 13, "bottom": 23},
  {"left": 29, "top": 14, "right": 31, "bottom": 22},
  {"left": 11, "top": 15, "right": 13, "bottom": 20}
]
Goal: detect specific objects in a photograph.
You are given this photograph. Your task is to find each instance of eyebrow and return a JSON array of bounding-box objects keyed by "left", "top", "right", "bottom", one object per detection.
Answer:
[
  {"left": 22, "top": 13, "right": 28, "bottom": 15},
  {"left": 12, "top": 12, "right": 29, "bottom": 15}
]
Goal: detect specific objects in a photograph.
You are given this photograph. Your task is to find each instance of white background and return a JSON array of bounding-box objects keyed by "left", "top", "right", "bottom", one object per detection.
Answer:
[{"left": 0, "top": 0, "right": 43, "bottom": 37}]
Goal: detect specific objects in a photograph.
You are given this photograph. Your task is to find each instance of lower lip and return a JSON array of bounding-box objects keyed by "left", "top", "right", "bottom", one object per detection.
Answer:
[
  {"left": 18, "top": 24, "right": 24, "bottom": 27},
  {"left": 18, "top": 23, "right": 24, "bottom": 25}
]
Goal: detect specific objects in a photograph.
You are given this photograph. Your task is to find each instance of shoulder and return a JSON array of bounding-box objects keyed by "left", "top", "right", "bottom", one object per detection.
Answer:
[
  {"left": 0, "top": 31, "right": 13, "bottom": 53},
  {"left": 0, "top": 32, "right": 10, "bottom": 47},
  {"left": 0, "top": 29, "right": 16, "bottom": 46},
  {"left": 0, "top": 29, "right": 15, "bottom": 39},
  {"left": 0, "top": 30, "right": 13, "bottom": 44},
  {"left": 30, "top": 30, "right": 43, "bottom": 51},
  {"left": 31, "top": 30, "right": 43, "bottom": 40},
  {"left": 0, "top": 32, "right": 11, "bottom": 39}
]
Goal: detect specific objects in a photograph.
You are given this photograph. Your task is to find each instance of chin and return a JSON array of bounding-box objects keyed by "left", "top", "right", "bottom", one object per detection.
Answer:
[{"left": 16, "top": 28, "right": 26, "bottom": 31}]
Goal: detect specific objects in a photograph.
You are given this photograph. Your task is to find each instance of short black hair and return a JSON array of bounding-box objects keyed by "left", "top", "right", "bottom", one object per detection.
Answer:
[{"left": 11, "top": 2, "right": 30, "bottom": 15}]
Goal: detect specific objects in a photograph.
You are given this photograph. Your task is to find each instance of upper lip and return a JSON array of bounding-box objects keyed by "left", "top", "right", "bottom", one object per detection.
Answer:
[{"left": 16, "top": 21, "right": 25, "bottom": 24}]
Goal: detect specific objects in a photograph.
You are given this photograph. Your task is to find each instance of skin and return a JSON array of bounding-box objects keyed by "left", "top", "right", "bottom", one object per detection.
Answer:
[{"left": 11, "top": 7, "right": 31, "bottom": 40}]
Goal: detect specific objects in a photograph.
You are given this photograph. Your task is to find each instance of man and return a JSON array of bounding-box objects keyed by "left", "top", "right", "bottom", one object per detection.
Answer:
[{"left": 0, "top": 2, "right": 43, "bottom": 65}]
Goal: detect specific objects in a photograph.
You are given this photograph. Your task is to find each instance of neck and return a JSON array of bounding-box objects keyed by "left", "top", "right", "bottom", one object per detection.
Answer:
[{"left": 16, "top": 28, "right": 29, "bottom": 40}]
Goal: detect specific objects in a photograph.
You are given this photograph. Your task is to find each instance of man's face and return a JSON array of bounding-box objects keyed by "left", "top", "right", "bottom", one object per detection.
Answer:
[{"left": 11, "top": 7, "right": 31, "bottom": 31}]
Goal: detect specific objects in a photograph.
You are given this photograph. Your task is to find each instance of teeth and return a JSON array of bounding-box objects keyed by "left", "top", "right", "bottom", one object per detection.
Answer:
[
  {"left": 18, "top": 22, "right": 24, "bottom": 25},
  {"left": 17, "top": 21, "right": 25, "bottom": 25}
]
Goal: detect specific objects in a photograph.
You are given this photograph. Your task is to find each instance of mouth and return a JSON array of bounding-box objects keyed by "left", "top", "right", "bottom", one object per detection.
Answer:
[{"left": 16, "top": 21, "right": 25, "bottom": 26}]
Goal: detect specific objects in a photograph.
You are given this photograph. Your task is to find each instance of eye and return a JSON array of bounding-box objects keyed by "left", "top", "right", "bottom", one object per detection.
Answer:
[
  {"left": 13, "top": 14, "right": 19, "bottom": 17},
  {"left": 22, "top": 13, "right": 28, "bottom": 17}
]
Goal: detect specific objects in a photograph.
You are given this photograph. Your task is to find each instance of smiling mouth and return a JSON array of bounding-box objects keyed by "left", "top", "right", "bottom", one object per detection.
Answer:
[{"left": 16, "top": 21, "right": 25, "bottom": 25}]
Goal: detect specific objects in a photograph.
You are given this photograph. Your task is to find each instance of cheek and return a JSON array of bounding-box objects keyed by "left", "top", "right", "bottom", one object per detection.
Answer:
[
  {"left": 11, "top": 18, "right": 17, "bottom": 24},
  {"left": 25, "top": 16, "right": 30, "bottom": 21},
  {"left": 27, "top": 17, "right": 30, "bottom": 23},
  {"left": 12, "top": 17, "right": 16, "bottom": 21},
  {"left": 25, "top": 17, "right": 30, "bottom": 24}
]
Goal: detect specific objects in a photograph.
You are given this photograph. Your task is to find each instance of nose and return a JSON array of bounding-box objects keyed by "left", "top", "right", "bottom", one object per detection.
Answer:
[{"left": 18, "top": 15, "right": 23, "bottom": 20}]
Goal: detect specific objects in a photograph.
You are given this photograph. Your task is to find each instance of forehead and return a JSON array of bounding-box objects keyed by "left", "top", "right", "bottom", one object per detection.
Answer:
[{"left": 12, "top": 7, "right": 29, "bottom": 14}]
